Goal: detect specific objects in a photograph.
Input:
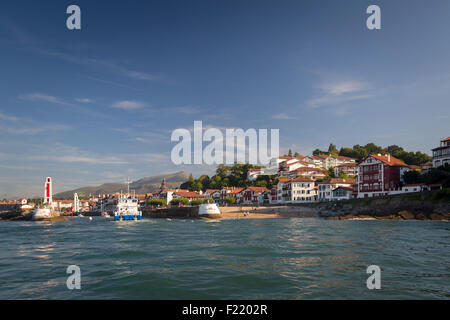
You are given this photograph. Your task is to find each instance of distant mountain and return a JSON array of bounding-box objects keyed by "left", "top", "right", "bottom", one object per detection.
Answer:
[{"left": 54, "top": 171, "right": 189, "bottom": 199}]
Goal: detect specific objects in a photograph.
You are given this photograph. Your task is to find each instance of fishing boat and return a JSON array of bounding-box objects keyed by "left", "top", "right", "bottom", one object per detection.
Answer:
[
  {"left": 113, "top": 196, "right": 142, "bottom": 221},
  {"left": 113, "top": 179, "right": 142, "bottom": 221}
]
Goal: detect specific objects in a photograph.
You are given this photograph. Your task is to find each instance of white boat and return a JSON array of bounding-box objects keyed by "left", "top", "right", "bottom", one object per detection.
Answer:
[
  {"left": 198, "top": 203, "right": 221, "bottom": 219},
  {"left": 113, "top": 180, "right": 142, "bottom": 221},
  {"left": 113, "top": 196, "right": 142, "bottom": 221}
]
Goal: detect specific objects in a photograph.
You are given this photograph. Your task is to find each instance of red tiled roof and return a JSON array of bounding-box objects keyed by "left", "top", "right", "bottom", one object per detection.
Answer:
[
  {"left": 246, "top": 187, "right": 270, "bottom": 193},
  {"left": 441, "top": 137, "right": 450, "bottom": 142},
  {"left": 421, "top": 161, "right": 432, "bottom": 167},
  {"left": 229, "top": 188, "right": 244, "bottom": 194},
  {"left": 334, "top": 186, "right": 353, "bottom": 191},
  {"left": 205, "top": 189, "right": 220, "bottom": 194},
  {"left": 293, "top": 167, "right": 326, "bottom": 172},
  {"left": 336, "top": 155, "right": 357, "bottom": 160},
  {"left": 336, "top": 162, "right": 357, "bottom": 167},
  {"left": 292, "top": 177, "right": 314, "bottom": 182},
  {"left": 369, "top": 154, "right": 408, "bottom": 167},
  {"left": 173, "top": 191, "right": 204, "bottom": 198},
  {"left": 320, "top": 178, "right": 355, "bottom": 184},
  {"left": 278, "top": 178, "right": 290, "bottom": 183}
]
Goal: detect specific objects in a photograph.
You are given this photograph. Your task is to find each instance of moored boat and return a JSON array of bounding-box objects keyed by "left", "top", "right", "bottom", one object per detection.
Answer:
[{"left": 113, "top": 196, "right": 142, "bottom": 221}]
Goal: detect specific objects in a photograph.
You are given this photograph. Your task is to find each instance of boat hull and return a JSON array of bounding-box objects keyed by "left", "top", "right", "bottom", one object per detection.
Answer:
[{"left": 114, "top": 215, "right": 142, "bottom": 221}]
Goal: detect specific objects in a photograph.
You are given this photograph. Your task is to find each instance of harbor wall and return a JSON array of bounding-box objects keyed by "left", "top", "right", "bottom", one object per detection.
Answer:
[
  {"left": 142, "top": 206, "right": 199, "bottom": 219},
  {"left": 0, "top": 204, "right": 24, "bottom": 220}
]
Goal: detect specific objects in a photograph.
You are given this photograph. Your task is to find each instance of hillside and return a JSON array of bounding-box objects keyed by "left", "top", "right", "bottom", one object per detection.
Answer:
[{"left": 54, "top": 171, "right": 189, "bottom": 199}]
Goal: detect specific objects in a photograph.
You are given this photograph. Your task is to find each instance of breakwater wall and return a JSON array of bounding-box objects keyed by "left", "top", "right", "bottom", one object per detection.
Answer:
[
  {"left": 313, "top": 193, "right": 450, "bottom": 220},
  {"left": 142, "top": 206, "right": 200, "bottom": 219},
  {"left": 0, "top": 204, "right": 26, "bottom": 221}
]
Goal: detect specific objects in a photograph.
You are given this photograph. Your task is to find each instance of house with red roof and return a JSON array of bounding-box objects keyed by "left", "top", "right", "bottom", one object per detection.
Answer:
[
  {"left": 304, "top": 154, "right": 357, "bottom": 169},
  {"left": 240, "top": 186, "right": 271, "bottom": 204},
  {"left": 287, "top": 167, "right": 328, "bottom": 180},
  {"left": 204, "top": 189, "right": 221, "bottom": 203},
  {"left": 334, "top": 162, "right": 358, "bottom": 177},
  {"left": 277, "top": 177, "right": 317, "bottom": 203},
  {"left": 357, "top": 154, "right": 410, "bottom": 198},
  {"left": 317, "top": 178, "right": 356, "bottom": 201}
]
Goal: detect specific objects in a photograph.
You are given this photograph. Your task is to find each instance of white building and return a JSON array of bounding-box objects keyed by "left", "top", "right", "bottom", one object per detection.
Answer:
[
  {"left": 277, "top": 177, "right": 317, "bottom": 203},
  {"left": 204, "top": 189, "right": 221, "bottom": 203},
  {"left": 334, "top": 162, "right": 358, "bottom": 177},
  {"left": 318, "top": 178, "right": 355, "bottom": 202},
  {"left": 331, "top": 186, "right": 354, "bottom": 201},
  {"left": 432, "top": 137, "right": 450, "bottom": 168},
  {"left": 304, "top": 155, "right": 357, "bottom": 170}
]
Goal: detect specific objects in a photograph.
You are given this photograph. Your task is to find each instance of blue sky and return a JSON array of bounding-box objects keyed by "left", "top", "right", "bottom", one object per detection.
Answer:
[{"left": 0, "top": 0, "right": 449, "bottom": 197}]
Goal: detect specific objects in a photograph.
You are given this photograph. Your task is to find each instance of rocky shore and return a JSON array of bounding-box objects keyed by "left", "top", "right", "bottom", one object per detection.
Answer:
[{"left": 315, "top": 193, "right": 450, "bottom": 220}]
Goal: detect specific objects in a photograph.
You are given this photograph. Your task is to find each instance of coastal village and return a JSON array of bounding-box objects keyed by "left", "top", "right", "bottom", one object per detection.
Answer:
[{"left": 1, "top": 137, "right": 449, "bottom": 214}]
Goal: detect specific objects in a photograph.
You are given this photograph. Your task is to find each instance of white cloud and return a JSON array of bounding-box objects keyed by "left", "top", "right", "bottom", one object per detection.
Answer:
[
  {"left": 173, "top": 106, "right": 201, "bottom": 114},
  {"left": 111, "top": 100, "right": 146, "bottom": 110},
  {"left": 318, "top": 81, "right": 367, "bottom": 96},
  {"left": 28, "top": 155, "right": 128, "bottom": 165},
  {"left": 306, "top": 80, "right": 371, "bottom": 110},
  {"left": 0, "top": 111, "right": 19, "bottom": 122},
  {"left": 0, "top": 111, "right": 71, "bottom": 135},
  {"left": 19, "top": 93, "right": 69, "bottom": 105},
  {"left": 272, "top": 113, "right": 296, "bottom": 120},
  {"left": 75, "top": 98, "right": 93, "bottom": 103}
]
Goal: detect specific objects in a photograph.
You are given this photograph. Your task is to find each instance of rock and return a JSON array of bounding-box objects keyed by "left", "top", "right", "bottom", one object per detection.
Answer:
[
  {"left": 376, "top": 214, "right": 399, "bottom": 220},
  {"left": 415, "top": 213, "right": 427, "bottom": 220},
  {"left": 397, "top": 210, "right": 415, "bottom": 220},
  {"left": 430, "top": 213, "right": 445, "bottom": 221}
]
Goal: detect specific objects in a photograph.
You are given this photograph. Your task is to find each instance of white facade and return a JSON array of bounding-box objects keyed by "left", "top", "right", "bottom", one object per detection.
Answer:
[
  {"left": 432, "top": 137, "right": 450, "bottom": 168},
  {"left": 318, "top": 179, "right": 355, "bottom": 202},
  {"left": 278, "top": 178, "right": 316, "bottom": 203}
]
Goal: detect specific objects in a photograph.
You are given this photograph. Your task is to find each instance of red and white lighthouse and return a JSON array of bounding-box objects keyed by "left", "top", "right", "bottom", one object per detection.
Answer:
[{"left": 44, "top": 177, "right": 52, "bottom": 204}]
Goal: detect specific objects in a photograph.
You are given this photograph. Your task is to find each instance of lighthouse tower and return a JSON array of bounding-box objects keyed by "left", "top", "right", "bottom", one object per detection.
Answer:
[
  {"left": 43, "top": 177, "right": 53, "bottom": 204},
  {"left": 73, "top": 193, "right": 80, "bottom": 212}
]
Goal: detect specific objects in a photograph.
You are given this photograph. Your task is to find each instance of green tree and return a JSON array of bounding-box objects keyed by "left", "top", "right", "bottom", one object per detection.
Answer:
[
  {"left": 190, "top": 199, "right": 204, "bottom": 206},
  {"left": 328, "top": 143, "right": 338, "bottom": 155},
  {"left": 328, "top": 167, "right": 336, "bottom": 178},
  {"left": 147, "top": 199, "right": 167, "bottom": 207},
  {"left": 170, "top": 198, "right": 190, "bottom": 206},
  {"left": 202, "top": 197, "right": 214, "bottom": 204},
  {"left": 224, "top": 196, "right": 236, "bottom": 205}
]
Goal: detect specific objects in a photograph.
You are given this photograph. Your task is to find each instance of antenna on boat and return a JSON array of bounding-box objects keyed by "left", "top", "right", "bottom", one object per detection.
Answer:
[{"left": 126, "top": 177, "right": 132, "bottom": 196}]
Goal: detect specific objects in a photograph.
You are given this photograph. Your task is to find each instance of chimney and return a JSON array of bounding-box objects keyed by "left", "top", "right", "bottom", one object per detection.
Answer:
[{"left": 387, "top": 154, "right": 391, "bottom": 162}]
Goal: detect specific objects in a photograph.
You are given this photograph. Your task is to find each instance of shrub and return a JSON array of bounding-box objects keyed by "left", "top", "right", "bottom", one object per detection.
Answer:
[
  {"left": 224, "top": 196, "right": 236, "bottom": 205},
  {"left": 147, "top": 199, "right": 167, "bottom": 207},
  {"left": 190, "top": 199, "right": 204, "bottom": 206},
  {"left": 431, "top": 188, "right": 450, "bottom": 201},
  {"left": 170, "top": 198, "right": 190, "bottom": 206},
  {"left": 202, "top": 197, "right": 214, "bottom": 204}
]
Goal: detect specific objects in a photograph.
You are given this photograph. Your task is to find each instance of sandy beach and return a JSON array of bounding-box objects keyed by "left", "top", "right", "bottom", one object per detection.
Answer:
[{"left": 219, "top": 206, "right": 318, "bottom": 219}]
